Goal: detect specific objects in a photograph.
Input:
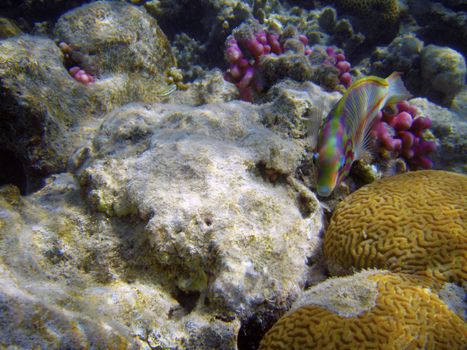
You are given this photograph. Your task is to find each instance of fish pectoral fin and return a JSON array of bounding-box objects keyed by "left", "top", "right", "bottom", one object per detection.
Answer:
[{"left": 386, "top": 72, "right": 412, "bottom": 104}]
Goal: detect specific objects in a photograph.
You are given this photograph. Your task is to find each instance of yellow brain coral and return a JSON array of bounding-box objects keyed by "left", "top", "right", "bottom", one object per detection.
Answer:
[
  {"left": 259, "top": 271, "right": 467, "bottom": 349},
  {"left": 323, "top": 170, "right": 467, "bottom": 285}
]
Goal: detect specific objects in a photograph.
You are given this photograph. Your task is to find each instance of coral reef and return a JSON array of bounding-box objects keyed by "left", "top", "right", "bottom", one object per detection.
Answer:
[
  {"left": 411, "top": 97, "right": 467, "bottom": 173},
  {"left": 0, "top": 176, "right": 240, "bottom": 349},
  {"left": 54, "top": 1, "right": 176, "bottom": 80},
  {"left": 334, "top": 0, "right": 400, "bottom": 45},
  {"left": 77, "top": 100, "right": 323, "bottom": 301},
  {"left": 407, "top": 0, "right": 467, "bottom": 58},
  {"left": 144, "top": 0, "right": 253, "bottom": 67},
  {"left": 0, "top": 71, "right": 340, "bottom": 348},
  {"left": 259, "top": 270, "right": 467, "bottom": 349},
  {"left": 0, "top": 1, "right": 178, "bottom": 193},
  {"left": 420, "top": 44, "right": 466, "bottom": 105},
  {"left": 223, "top": 21, "right": 352, "bottom": 101},
  {"left": 370, "top": 34, "right": 424, "bottom": 95},
  {"left": 0, "top": 0, "right": 466, "bottom": 348},
  {"left": 0, "top": 78, "right": 340, "bottom": 347},
  {"left": 373, "top": 100, "right": 436, "bottom": 169},
  {"left": 323, "top": 170, "right": 467, "bottom": 286}
]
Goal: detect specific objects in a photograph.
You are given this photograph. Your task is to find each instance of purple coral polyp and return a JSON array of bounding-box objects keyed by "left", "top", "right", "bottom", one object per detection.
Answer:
[
  {"left": 374, "top": 101, "right": 436, "bottom": 169},
  {"left": 224, "top": 30, "right": 281, "bottom": 101},
  {"left": 224, "top": 24, "right": 352, "bottom": 101}
]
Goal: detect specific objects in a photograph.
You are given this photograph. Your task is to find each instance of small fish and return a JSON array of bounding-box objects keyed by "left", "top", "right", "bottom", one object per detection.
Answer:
[
  {"left": 157, "top": 83, "right": 177, "bottom": 97},
  {"left": 315, "top": 72, "right": 411, "bottom": 197}
]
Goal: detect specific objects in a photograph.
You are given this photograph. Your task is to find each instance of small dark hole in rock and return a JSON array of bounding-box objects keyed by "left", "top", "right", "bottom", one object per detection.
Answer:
[
  {"left": 172, "top": 289, "right": 200, "bottom": 314},
  {"left": 297, "top": 194, "right": 312, "bottom": 218},
  {"left": 238, "top": 313, "right": 279, "bottom": 350},
  {"left": 254, "top": 161, "right": 287, "bottom": 184},
  {"left": 0, "top": 149, "right": 27, "bottom": 194}
]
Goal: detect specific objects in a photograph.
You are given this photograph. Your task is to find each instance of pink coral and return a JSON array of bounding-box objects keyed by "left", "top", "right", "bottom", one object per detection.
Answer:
[
  {"left": 373, "top": 101, "right": 436, "bottom": 169},
  {"left": 68, "top": 66, "right": 95, "bottom": 85},
  {"left": 58, "top": 41, "right": 95, "bottom": 85},
  {"left": 224, "top": 23, "right": 352, "bottom": 101}
]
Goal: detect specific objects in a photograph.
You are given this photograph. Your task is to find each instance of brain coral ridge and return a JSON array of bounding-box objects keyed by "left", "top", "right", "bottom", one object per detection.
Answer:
[
  {"left": 323, "top": 170, "right": 467, "bottom": 287},
  {"left": 259, "top": 270, "right": 467, "bottom": 349}
]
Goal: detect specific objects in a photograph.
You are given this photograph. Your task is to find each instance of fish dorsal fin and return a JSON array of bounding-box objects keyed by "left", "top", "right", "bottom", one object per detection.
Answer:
[
  {"left": 341, "top": 76, "right": 388, "bottom": 159},
  {"left": 386, "top": 72, "right": 412, "bottom": 105}
]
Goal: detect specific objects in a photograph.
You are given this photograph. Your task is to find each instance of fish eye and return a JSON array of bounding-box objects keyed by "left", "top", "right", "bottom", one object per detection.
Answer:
[{"left": 312, "top": 153, "right": 319, "bottom": 163}]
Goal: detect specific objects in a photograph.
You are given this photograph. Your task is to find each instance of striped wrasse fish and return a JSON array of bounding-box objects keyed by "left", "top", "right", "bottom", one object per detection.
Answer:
[{"left": 315, "top": 72, "right": 412, "bottom": 197}]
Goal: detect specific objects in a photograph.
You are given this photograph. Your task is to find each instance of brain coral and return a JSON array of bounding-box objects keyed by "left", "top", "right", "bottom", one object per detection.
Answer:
[
  {"left": 323, "top": 170, "right": 467, "bottom": 286},
  {"left": 259, "top": 271, "right": 467, "bottom": 349}
]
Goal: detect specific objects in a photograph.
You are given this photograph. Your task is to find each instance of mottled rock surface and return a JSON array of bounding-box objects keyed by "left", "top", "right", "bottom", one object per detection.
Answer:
[
  {"left": 0, "top": 79, "right": 340, "bottom": 347},
  {"left": 420, "top": 44, "right": 466, "bottom": 105},
  {"left": 77, "top": 100, "right": 323, "bottom": 311},
  {"left": 0, "top": 176, "right": 239, "bottom": 349},
  {"left": 0, "top": 1, "right": 177, "bottom": 193},
  {"left": 411, "top": 97, "right": 467, "bottom": 173},
  {"left": 54, "top": 1, "right": 176, "bottom": 79}
]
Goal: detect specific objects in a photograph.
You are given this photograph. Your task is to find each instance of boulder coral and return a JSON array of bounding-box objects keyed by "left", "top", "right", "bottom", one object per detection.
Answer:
[
  {"left": 323, "top": 170, "right": 467, "bottom": 286},
  {"left": 335, "top": 0, "right": 400, "bottom": 44},
  {"left": 420, "top": 44, "right": 466, "bottom": 105},
  {"left": 54, "top": 0, "right": 176, "bottom": 79},
  {"left": 259, "top": 270, "right": 467, "bottom": 349},
  {"left": 0, "top": 1, "right": 179, "bottom": 193}
]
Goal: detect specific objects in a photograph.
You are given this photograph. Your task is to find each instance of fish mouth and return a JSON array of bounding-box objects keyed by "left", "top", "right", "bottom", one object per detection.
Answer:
[{"left": 317, "top": 186, "right": 332, "bottom": 197}]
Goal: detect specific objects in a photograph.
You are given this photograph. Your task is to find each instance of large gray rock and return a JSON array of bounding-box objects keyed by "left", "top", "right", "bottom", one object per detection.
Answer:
[
  {"left": 77, "top": 100, "right": 324, "bottom": 312},
  {"left": 0, "top": 79, "right": 339, "bottom": 347},
  {"left": 0, "top": 1, "right": 177, "bottom": 193},
  {"left": 54, "top": 1, "right": 176, "bottom": 78},
  {"left": 411, "top": 97, "right": 467, "bottom": 173},
  {"left": 0, "top": 177, "right": 239, "bottom": 349},
  {"left": 420, "top": 44, "right": 466, "bottom": 105}
]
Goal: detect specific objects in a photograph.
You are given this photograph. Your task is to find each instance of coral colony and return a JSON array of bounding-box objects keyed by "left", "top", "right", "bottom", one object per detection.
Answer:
[
  {"left": 223, "top": 23, "right": 352, "bottom": 101},
  {"left": 373, "top": 101, "right": 436, "bottom": 169},
  {"left": 58, "top": 41, "right": 95, "bottom": 85},
  {"left": 223, "top": 23, "right": 436, "bottom": 175}
]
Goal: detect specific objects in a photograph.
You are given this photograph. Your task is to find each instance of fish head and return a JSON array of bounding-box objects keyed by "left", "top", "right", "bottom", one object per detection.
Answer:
[{"left": 315, "top": 148, "right": 346, "bottom": 197}]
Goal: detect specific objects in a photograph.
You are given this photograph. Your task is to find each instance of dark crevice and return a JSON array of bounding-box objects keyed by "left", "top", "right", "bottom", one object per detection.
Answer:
[
  {"left": 297, "top": 193, "right": 313, "bottom": 218},
  {"left": 0, "top": 149, "right": 27, "bottom": 194},
  {"left": 154, "top": 0, "right": 213, "bottom": 43},
  {"left": 237, "top": 311, "right": 282, "bottom": 350},
  {"left": 253, "top": 161, "right": 288, "bottom": 184},
  {"left": 171, "top": 289, "right": 200, "bottom": 314}
]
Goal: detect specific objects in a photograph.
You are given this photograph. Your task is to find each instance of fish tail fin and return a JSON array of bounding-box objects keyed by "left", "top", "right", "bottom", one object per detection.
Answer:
[{"left": 385, "top": 72, "right": 412, "bottom": 106}]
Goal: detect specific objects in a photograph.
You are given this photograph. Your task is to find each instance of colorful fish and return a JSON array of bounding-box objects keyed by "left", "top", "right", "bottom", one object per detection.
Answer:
[{"left": 315, "top": 72, "right": 412, "bottom": 197}]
